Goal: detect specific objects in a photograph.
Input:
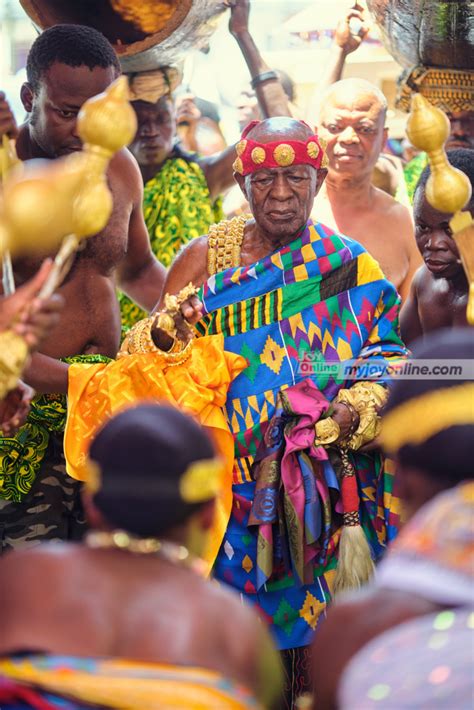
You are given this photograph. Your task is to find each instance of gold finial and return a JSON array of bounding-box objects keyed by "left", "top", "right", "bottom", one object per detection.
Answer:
[
  {"left": 406, "top": 94, "right": 472, "bottom": 215},
  {"left": 39, "top": 76, "right": 137, "bottom": 298},
  {"left": 77, "top": 75, "right": 137, "bottom": 158},
  {"left": 407, "top": 93, "right": 474, "bottom": 325}
]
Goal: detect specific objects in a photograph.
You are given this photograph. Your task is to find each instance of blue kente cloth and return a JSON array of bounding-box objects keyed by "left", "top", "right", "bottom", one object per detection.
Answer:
[{"left": 196, "top": 220, "right": 407, "bottom": 650}]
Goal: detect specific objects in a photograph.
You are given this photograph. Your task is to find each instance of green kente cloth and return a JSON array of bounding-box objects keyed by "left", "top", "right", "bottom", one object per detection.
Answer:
[
  {"left": 0, "top": 354, "right": 110, "bottom": 502},
  {"left": 119, "top": 147, "right": 223, "bottom": 334}
]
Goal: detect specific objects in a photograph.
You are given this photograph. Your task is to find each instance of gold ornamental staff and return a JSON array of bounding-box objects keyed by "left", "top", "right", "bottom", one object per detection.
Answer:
[
  {"left": 0, "top": 76, "right": 137, "bottom": 399},
  {"left": 407, "top": 94, "right": 474, "bottom": 324}
]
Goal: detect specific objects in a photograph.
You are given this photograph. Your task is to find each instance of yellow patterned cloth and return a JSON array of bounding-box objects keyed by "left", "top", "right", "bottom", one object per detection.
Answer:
[
  {"left": 64, "top": 335, "right": 247, "bottom": 573},
  {"left": 0, "top": 655, "right": 261, "bottom": 709}
]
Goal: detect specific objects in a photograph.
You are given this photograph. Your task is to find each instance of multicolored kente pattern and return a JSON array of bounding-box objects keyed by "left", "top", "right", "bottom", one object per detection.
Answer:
[
  {"left": 119, "top": 148, "right": 223, "bottom": 333},
  {"left": 196, "top": 220, "right": 407, "bottom": 650},
  {"left": 0, "top": 655, "right": 259, "bottom": 709}
]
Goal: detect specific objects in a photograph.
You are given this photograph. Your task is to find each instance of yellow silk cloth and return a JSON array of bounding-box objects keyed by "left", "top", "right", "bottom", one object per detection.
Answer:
[
  {"left": 64, "top": 335, "right": 247, "bottom": 573},
  {"left": 0, "top": 656, "right": 260, "bottom": 709}
]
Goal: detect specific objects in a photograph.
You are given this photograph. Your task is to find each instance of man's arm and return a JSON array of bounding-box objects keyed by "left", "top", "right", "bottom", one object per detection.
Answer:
[
  {"left": 400, "top": 268, "right": 424, "bottom": 344},
  {"left": 306, "top": 3, "right": 368, "bottom": 123},
  {"left": 396, "top": 205, "right": 424, "bottom": 303},
  {"left": 115, "top": 150, "right": 166, "bottom": 310},
  {"left": 201, "top": 0, "right": 291, "bottom": 200},
  {"left": 22, "top": 352, "right": 69, "bottom": 394}
]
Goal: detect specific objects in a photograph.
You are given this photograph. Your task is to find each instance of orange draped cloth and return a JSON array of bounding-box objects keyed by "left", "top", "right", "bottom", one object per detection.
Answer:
[{"left": 64, "top": 334, "right": 247, "bottom": 574}]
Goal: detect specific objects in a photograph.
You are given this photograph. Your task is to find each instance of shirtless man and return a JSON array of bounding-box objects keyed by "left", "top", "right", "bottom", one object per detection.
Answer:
[
  {"left": 312, "top": 79, "right": 422, "bottom": 300},
  {"left": 0, "top": 404, "right": 282, "bottom": 709},
  {"left": 400, "top": 149, "right": 473, "bottom": 343},
  {"left": 0, "top": 25, "right": 165, "bottom": 550}
]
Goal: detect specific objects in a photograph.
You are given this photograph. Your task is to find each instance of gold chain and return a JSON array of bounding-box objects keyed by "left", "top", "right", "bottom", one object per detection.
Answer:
[
  {"left": 85, "top": 530, "right": 207, "bottom": 575},
  {"left": 207, "top": 215, "right": 248, "bottom": 275}
]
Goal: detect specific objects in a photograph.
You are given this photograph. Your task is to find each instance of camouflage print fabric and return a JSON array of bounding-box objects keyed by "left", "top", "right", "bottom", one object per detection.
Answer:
[{"left": 0, "top": 433, "right": 86, "bottom": 554}]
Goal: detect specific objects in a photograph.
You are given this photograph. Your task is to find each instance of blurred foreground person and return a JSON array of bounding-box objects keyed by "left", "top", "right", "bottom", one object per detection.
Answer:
[
  {"left": 401, "top": 149, "right": 474, "bottom": 343},
  {"left": 0, "top": 404, "right": 282, "bottom": 710},
  {"left": 312, "top": 79, "right": 422, "bottom": 301},
  {"left": 311, "top": 328, "right": 474, "bottom": 709},
  {"left": 0, "top": 260, "right": 64, "bottom": 437}
]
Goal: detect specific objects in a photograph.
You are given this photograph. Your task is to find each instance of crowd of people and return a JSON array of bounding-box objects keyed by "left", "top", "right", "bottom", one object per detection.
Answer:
[{"left": 0, "top": 0, "right": 472, "bottom": 708}]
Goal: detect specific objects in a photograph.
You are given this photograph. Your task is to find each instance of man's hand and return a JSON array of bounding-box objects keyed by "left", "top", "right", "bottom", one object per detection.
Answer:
[
  {"left": 0, "top": 92, "right": 18, "bottom": 140},
  {"left": 0, "top": 381, "right": 34, "bottom": 436},
  {"left": 332, "top": 401, "right": 360, "bottom": 442},
  {"left": 1, "top": 260, "right": 64, "bottom": 350},
  {"left": 228, "top": 0, "right": 250, "bottom": 36},
  {"left": 175, "top": 93, "right": 201, "bottom": 128},
  {"left": 151, "top": 295, "right": 203, "bottom": 351},
  {"left": 334, "top": 3, "right": 369, "bottom": 56}
]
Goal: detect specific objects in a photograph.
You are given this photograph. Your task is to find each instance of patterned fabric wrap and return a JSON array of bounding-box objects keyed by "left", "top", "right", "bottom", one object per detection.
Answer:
[
  {"left": 0, "top": 354, "right": 110, "bottom": 503},
  {"left": 119, "top": 148, "right": 223, "bottom": 333},
  {"left": 196, "top": 220, "right": 407, "bottom": 650},
  {"left": 376, "top": 481, "right": 474, "bottom": 607},
  {"left": 249, "top": 381, "right": 331, "bottom": 589},
  {"left": 0, "top": 655, "right": 260, "bottom": 709},
  {"left": 339, "top": 609, "right": 474, "bottom": 709}
]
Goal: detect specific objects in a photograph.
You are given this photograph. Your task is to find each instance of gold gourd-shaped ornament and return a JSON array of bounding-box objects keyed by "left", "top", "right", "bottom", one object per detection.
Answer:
[
  {"left": 0, "top": 134, "right": 20, "bottom": 295},
  {"left": 39, "top": 75, "right": 137, "bottom": 297},
  {"left": 0, "top": 76, "right": 137, "bottom": 399},
  {"left": 0, "top": 139, "right": 84, "bottom": 401},
  {"left": 406, "top": 94, "right": 474, "bottom": 324}
]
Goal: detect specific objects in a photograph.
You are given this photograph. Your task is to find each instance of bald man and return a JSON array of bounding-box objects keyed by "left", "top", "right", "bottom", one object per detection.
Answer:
[
  {"left": 146, "top": 116, "right": 407, "bottom": 707},
  {"left": 312, "top": 79, "right": 422, "bottom": 301}
]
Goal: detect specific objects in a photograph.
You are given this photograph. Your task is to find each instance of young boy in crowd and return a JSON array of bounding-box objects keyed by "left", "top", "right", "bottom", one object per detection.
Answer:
[{"left": 400, "top": 148, "right": 474, "bottom": 343}]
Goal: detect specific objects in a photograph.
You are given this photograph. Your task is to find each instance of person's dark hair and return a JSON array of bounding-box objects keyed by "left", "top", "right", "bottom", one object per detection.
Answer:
[
  {"left": 383, "top": 328, "right": 473, "bottom": 486},
  {"left": 88, "top": 404, "right": 216, "bottom": 538},
  {"left": 26, "top": 24, "right": 121, "bottom": 93},
  {"left": 414, "top": 148, "right": 474, "bottom": 202}
]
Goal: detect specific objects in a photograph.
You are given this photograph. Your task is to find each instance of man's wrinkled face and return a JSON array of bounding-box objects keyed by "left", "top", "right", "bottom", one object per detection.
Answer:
[
  {"left": 240, "top": 164, "right": 320, "bottom": 239},
  {"left": 319, "top": 92, "right": 386, "bottom": 176},
  {"left": 24, "top": 62, "right": 117, "bottom": 158},
  {"left": 446, "top": 110, "right": 474, "bottom": 151},
  {"left": 413, "top": 190, "right": 471, "bottom": 279},
  {"left": 129, "top": 97, "right": 176, "bottom": 167}
]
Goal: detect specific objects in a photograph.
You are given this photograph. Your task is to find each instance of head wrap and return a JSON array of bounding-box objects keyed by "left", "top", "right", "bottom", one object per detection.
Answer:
[
  {"left": 128, "top": 66, "right": 181, "bottom": 104},
  {"left": 232, "top": 119, "right": 328, "bottom": 175},
  {"left": 397, "top": 66, "right": 474, "bottom": 114}
]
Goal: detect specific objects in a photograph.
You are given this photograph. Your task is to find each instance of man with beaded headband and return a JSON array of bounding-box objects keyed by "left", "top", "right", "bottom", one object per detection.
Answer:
[{"left": 66, "top": 116, "right": 408, "bottom": 706}]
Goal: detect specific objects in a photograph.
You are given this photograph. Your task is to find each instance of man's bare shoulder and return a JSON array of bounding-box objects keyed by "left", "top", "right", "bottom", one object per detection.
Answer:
[
  {"left": 0, "top": 544, "right": 80, "bottom": 601},
  {"left": 110, "top": 147, "right": 139, "bottom": 171},
  {"left": 374, "top": 187, "right": 412, "bottom": 222}
]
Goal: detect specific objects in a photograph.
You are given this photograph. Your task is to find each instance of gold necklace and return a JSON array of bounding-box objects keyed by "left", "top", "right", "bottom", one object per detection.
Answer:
[
  {"left": 207, "top": 214, "right": 249, "bottom": 275},
  {"left": 85, "top": 530, "right": 207, "bottom": 576}
]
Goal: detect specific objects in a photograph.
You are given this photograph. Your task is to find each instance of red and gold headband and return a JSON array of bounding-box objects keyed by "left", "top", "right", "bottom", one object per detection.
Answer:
[{"left": 232, "top": 119, "right": 328, "bottom": 176}]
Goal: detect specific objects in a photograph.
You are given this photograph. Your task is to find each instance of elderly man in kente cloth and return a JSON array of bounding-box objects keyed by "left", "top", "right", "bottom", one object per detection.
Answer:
[{"left": 67, "top": 117, "right": 407, "bottom": 706}]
